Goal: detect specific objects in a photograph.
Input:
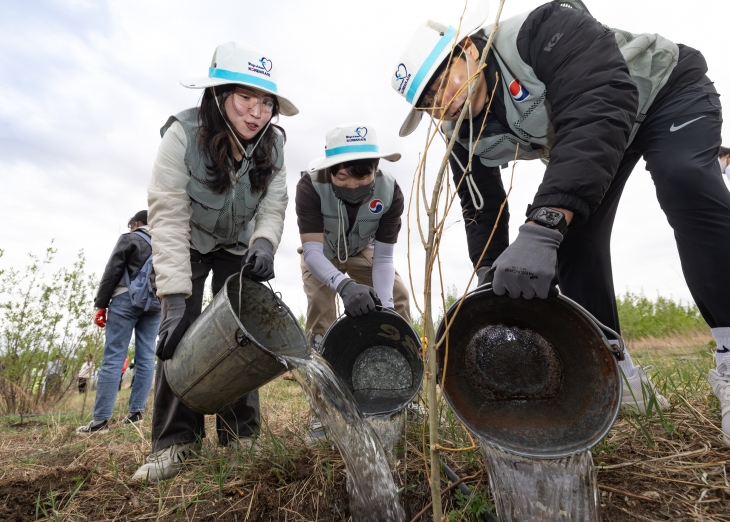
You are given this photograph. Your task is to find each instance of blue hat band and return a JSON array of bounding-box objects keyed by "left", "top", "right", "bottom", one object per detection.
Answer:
[
  {"left": 405, "top": 26, "right": 458, "bottom": 104},
  {"left": 325, "top": 144, "right": 379, "bottom": 158},
  {"left": 208, "top": 67, "right": 279, "bottom": 93}
]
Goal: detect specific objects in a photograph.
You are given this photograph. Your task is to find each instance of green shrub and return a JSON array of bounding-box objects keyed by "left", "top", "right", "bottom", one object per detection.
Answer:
[{"left": 616, "top": 291, "right": 708, "bottom": 340}]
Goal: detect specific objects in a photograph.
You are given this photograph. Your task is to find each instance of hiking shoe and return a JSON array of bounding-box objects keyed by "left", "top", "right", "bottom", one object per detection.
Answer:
[
  {"left": 123, "top": 412, "right": 143, "bottom": 424},
  {"left": 621, "top": 365, "right": 670, "bottom": 414},
  {"left": 304, "top": 415, "right": 327, "bottom": 446},
  {"left": 76, "top": 419, "right": 108, "bottom": 434},
  {"left": 130, "top": 442, "right": 200, "bottom": 483},
  {"left": 708, "top": 361, "right": 730, "bottom": 447}
]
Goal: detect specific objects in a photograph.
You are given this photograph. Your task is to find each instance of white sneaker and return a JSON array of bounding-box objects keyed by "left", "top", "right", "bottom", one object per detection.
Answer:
[
  {"left": 708, "top": 362, "right": 730, "bottom": 447},
  {"left": 130, "top": 442, "right": 200, "bottom": 483},
  {"left": 621, "top": 366, "right": 670, "bottom": 414},
  {"left": 224, "top": 435, "right": 257, "bottom": 452}
]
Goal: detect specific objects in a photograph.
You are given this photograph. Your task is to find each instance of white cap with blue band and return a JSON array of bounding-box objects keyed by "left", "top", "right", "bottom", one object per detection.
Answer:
[
  {"left": 308, "top": 123, "right": 401, "bottom": 173},
  {"left": 180, "top": 41, "right": 298, "bottom": 117},
  {"left": 391, "top": 1, "right": 490, "bottom": 137}
]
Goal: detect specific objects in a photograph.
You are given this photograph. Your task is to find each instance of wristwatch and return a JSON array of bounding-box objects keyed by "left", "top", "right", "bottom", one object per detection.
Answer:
[{"left": 527, "top": 207, "right": 568, "bottom": 235}]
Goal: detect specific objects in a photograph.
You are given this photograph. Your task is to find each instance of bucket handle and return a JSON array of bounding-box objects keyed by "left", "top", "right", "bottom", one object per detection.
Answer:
[{"left": 565, "top": 299, "right": 625, "bottom": 361}]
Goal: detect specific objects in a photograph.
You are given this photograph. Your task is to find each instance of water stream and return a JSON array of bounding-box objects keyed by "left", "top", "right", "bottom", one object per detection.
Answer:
[
  {"left": 285, "top": 352, "right": 405, "bottom": 522},
  {"left": 366, "top": 410, "right": 406, "bottom": 463},
  {"left": 480, "top": 442, "right": 600, "bottom": 521}
]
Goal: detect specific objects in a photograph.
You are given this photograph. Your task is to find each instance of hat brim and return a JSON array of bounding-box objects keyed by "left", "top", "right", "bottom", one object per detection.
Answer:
[
  {"left": 399, "top": 0, "right": 490, "bottom": 136},
  {"left": 308, "top": 152, "right": 401, "bottom": 173},
  {"left": 179, "top": 77, "right": 299, "bottom": 117}
]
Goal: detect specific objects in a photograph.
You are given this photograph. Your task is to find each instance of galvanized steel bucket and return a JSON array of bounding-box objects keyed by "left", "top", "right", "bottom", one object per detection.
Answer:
[
  {"left": 166, "top": 273, "right": 309, "bottom": 414},
  {"left": 321, "top": 308, "right": 423, "bottom": 416},
  {"left": 436, "top": 286, "right": 624, "bottom": 458}
]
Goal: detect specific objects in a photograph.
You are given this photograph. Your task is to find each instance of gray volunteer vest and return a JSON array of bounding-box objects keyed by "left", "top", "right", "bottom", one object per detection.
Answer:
[
  {"left": 445, "top": 11, "right": 679, "bottom": 168},
  {"left": 310, "top": 169, "right": 396, "bottom": 261},
  {"left": 160, "top": 108, "right": 284, "bottom": 254}
]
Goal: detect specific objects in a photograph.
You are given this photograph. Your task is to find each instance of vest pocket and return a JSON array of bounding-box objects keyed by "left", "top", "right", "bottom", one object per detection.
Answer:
[
  {"left": 356, "top": 218, "right": 379, "bottom": 240},
  {"left": 186, "top": 177, "right": 226, "bottom": 235}
]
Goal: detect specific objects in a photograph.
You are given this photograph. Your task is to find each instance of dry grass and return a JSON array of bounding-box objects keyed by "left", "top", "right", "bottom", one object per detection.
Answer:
[{"left": 0, "top": 340, "right": 728, "bottom": 521}]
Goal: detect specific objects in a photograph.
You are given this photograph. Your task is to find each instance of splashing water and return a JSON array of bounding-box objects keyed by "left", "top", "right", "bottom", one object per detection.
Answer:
[
  {"left": 366, "top": 410, "right": 406, "bottom": 463},
  {"left": 286, "top": 352, "right": 405, "bottom": 522},
  {"left": 481, "top": 442, "right": 600, "bottom": 521}
]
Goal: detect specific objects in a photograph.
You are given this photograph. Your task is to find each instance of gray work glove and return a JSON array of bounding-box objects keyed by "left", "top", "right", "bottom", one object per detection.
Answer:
[
  {"left": 476, "top": 266, "right": 491, "bottom": 287},
  {"left": 156, "top": 293, "right": 190, "bottom": 361},
  {"left": 337, "top": 278, "right": 381, "bottom": 317},
  {"left": 244, "top": 238, "right": 275, "bottom": 281},
  {"left": 489, "top": 224, "right": 562, "bottom": 299}
]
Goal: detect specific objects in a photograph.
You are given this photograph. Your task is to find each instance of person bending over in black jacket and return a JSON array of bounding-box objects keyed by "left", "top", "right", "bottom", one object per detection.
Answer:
[{"left": 390, "top": 0, "right": 730, "bottom": 444}]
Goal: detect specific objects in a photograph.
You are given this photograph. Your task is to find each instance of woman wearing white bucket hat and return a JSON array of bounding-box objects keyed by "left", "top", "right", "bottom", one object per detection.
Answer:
[
  {"left": 133, "top": 42, "right": 298, "bottom": 482},
  {"left": 389, "top": 1, "right": 730, "bottom": 431}
]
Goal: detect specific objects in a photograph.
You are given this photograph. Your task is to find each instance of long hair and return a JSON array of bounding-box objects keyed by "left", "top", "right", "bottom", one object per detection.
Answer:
[{"left": 196, "top": 85, "right": 286, "bottom": 194}]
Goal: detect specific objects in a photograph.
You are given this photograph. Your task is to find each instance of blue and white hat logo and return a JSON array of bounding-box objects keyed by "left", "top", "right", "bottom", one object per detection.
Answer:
[
  {"left": 248, "top": 56, "right": 272, "bottom": 77},
  {"left": 395, "top": 64, "right": 411, "bottom": 94}
]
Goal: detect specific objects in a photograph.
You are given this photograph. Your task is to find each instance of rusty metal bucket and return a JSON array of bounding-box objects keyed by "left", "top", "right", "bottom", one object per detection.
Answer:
[
  {"left": 436, "top": 286, "right": 623, "bottom": 458},
  {"left": 165, "top": 273, "right": 309, "bottom": 414},
  {"left": 321, "top": 308, "right": 423, "bottom": 416}
]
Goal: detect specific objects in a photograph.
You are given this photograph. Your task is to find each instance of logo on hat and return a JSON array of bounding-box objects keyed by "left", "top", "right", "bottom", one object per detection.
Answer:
[
  {"left": 248, "top": 57, "right": 273, "bottom": 77},
  {"left": 509, "top": 79, "right": 530, "bottom": 102},
  {"left": 369, "top": 199, "right": 384, "bottom": 214},
  {"left": 346, "top": 127, "right": 368, "bottom": 143},
  {"left": 395, "top": 63, "right": 412, "bottom": 95}
]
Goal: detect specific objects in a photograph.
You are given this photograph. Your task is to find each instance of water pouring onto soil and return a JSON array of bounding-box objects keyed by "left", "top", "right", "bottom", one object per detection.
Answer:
[
  {"left": 481, "top": 443, "right": 600, "bottom": 521},
  {"left": 285, "top": 352, "right": 406, "bottom": 522}
]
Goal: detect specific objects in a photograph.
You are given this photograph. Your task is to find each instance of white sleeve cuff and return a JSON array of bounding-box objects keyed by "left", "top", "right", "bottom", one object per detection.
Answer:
[{"left": 372, "top": 240, "right": 395, "bottom": 309}]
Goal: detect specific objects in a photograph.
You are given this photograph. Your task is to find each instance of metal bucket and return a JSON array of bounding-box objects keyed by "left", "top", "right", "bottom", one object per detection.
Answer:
[
  {"left": 166, "top": 273, "right": 309, "bottom": 414},
  {"left": 436, "top": 286, "right": 623, "bottom": 458},
  {"left": 321, "top": 308, "right": 423, "bottom": 416}
]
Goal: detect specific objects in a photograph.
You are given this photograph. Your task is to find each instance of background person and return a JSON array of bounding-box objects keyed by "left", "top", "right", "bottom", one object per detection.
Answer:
[
  {"left": 391, "top": 1, "right": 730, "bottom": 428},
  {"left": 132, "top": 41, "right": 298, "bottom": 482},
  {"left": 76, "top": 210, "right": 161, "bottom": 434},
  {"left": 42, "top": 354, "right": 64, "bottom": 398},
  {"left": 77, "top": 354, "right": 94, "bottom": 393}
]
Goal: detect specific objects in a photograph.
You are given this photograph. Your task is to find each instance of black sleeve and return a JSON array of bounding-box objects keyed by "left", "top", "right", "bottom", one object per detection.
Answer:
[
  {"left": 374, "top": 181, "right": 404, "bottom": 244},
  {"left": 295, "top": 175, "right": 325, "bottom": 235},
  {"left": 517, "top": 3, "right": 638, "bottom": 223},
  {"left": 450, "top": 142, "right": 510, "bottom": 268},
  {"left": 94, "top": 235, "right": 133, "bottom": 308}
]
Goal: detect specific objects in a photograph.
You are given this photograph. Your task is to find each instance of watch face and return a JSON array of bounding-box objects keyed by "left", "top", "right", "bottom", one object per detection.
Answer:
[{"left": 535, "top": 207, "right": 563, "bottom": 226}]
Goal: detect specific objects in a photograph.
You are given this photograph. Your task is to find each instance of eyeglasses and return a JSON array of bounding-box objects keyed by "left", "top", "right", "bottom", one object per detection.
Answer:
[{"left": 231, "top": 91, "right": 276, "bottom": 114}]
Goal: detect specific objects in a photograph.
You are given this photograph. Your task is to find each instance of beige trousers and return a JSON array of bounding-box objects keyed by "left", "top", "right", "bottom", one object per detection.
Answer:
[{"left": 299, "top": 245, "right": 411, "bottom": 345}]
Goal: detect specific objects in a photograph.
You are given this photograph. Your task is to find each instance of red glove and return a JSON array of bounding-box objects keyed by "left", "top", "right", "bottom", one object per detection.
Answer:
[{"left": 94, "top": 309, "right": 107, "bottom": 328}]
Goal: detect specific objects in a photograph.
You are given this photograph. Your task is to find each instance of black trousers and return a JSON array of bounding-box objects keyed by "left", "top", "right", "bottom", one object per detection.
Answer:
[
  {"left": 151, "top": 249, "right": 260, "bottom": 452},
  {"left": 558, "top": 76, "right": 730, "bottom": 332}
]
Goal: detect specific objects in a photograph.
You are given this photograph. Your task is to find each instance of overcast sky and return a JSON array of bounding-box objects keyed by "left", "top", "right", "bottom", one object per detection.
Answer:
[{"left": 1, "top": 0, "right": 728, "bottom": 321}]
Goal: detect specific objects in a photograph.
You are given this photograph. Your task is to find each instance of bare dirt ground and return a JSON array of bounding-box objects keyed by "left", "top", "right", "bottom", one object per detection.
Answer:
[{"left": 0, "top": 337, "right": 728, "bottom": 521}]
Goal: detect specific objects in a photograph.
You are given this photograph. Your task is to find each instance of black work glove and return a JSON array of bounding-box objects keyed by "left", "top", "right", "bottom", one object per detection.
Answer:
[
  {"left": 244, "top": 238, "right": 275, "bottom": 281},
  {"left": 337, "top": 278, "right": 381, "bottom": 317},
  {"left": 156, "top": 294, "right": 190, "bottom": 361},
  {"left": 489, "top": 224, "right": 562, "bottom": 299}
]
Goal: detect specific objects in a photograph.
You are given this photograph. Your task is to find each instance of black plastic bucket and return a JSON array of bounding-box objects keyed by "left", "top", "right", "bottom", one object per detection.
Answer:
[
  {"left": 321, "top": 308, "right": 423, "bottom": 416},
  {"left": 436, "top": 286, "right": 623, "bottom": 458}
]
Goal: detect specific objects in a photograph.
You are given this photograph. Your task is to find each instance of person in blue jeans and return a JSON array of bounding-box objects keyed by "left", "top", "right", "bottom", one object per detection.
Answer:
[{"left": 77, "top": 210, "right": 161, "bottom": 434}]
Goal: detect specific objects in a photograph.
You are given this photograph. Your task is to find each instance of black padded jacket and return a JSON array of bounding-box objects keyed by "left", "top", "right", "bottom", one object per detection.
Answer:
[
  {"left": 94, "top": 229, "right": 153, "bottom": 309},
  {"left": 450, "top": 2, "right": 707, "bottom": 268}
]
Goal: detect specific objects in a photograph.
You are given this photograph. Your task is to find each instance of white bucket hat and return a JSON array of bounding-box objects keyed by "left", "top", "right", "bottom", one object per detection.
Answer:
[
  {"left": 180, "top": 41, "right": 299, "bottom": 117},
  {"left": 390, "top": 1, "right": 490, "bottom": 137},
  {"left": 308, "top": 123, "right": 401, "bottom": 173}
]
